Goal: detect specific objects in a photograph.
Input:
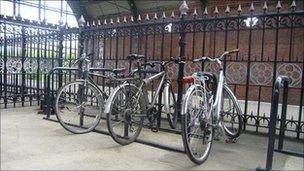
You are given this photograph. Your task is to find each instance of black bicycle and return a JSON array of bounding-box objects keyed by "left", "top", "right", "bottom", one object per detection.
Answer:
[
  {"left": 55, "top": 53, "right": 125, "bottom": 134},
  {"left": 105, "top": 54, "right": 178, "bottom": 145}
]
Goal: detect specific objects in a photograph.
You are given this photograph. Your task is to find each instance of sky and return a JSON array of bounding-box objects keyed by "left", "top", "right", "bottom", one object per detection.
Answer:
[{"left": 1, "top": 0, "right": 78, "bottom": 27}]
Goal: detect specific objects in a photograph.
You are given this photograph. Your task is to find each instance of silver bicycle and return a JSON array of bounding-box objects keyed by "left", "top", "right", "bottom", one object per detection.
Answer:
[
  {"left": 181, "top": 49, "right": 243, "bottom": 164},
  {"left": 104, "top": 54, "right": 178, "bottom": 145}
]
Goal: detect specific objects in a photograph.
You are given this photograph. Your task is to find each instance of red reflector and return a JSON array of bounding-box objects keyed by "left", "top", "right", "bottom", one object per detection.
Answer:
[{"left": 183, "top": 76, "right": 194, "bottom": 84}]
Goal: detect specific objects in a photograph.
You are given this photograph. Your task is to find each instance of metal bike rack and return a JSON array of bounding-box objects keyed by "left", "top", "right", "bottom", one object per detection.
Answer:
[
  {"left": 42, "top": 1, "right": 191, "bottom": 155},
  {"left": 257, "top": 76, "right": 304, "bottom": 171},
  {"left": 42, "top": 65, "right": 187, "bottom": 154},
  {"left": 44, "top": 67, "right": 81, "bottom": 118},
  {"left": 42, "top": 3, "right": 221, "bottom": 153}
]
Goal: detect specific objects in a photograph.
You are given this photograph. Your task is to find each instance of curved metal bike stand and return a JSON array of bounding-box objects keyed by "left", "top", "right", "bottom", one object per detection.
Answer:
[
  {"left": 257, "top": 76, "right": 304, "bottom": 171},
  {"left": 44, "top": 67, "right": 81, "bottom": 118},
  {"left": 43, "top": 117, "right": 185, "bottom": 153}
]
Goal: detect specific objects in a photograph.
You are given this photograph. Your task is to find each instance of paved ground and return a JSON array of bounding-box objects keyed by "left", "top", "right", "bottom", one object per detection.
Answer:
[{"left": 1, "top": 107, "right": 303, "bottom": 170}]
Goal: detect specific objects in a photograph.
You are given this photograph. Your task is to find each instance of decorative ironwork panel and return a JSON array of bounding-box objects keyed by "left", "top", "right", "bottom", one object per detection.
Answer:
[
  {"left": 226, "top": 62, "right": 247, "bottom": 84},
  {"left": 277, "top": 63, "right": 302, "bottom": 87},
  {"left": 250, "top": 63, "right": 273, "bottom": 86}
]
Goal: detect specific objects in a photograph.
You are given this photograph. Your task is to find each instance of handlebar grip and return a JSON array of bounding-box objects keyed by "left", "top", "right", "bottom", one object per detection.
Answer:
[
  {"left": 193, "top": 58, "right": 201, "bottom": 62},
  {"left": 229, "top": 49, "right": 239, "bottom": 53},
  {"left": 193, "top": 57, "right": 207, "bottom": 62}
]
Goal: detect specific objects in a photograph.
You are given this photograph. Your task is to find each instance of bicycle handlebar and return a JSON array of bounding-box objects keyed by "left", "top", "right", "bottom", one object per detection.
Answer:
[
  {"left": 193, "top": 49, "right": 239, "bottom": 63},
  {"left": 73, "top": 52, "right": 94, "bottom": 66},
  {"left": 127, "top": 54, "right": 145, "bottom": 61},
  {"left": 142, "top": 57, "right": 179, "bottom": 68}
]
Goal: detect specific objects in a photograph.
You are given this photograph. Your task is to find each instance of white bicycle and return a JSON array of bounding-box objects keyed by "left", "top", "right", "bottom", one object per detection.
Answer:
[{"left": 181, "top": 49, "right": 243, "bottom": 164}]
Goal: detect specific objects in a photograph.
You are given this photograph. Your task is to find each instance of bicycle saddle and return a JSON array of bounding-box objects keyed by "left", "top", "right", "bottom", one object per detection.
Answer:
[
  {"left": 127, "top": 54, "right": 145, "bottom": 60},
  {"left": 112, "top": 68, "right": 126, "bottom": 74}
]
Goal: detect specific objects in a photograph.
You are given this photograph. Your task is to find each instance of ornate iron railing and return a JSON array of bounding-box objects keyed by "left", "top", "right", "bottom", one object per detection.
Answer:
[{"left": 0, "top": 1, "right": 303, "bottom": 139}]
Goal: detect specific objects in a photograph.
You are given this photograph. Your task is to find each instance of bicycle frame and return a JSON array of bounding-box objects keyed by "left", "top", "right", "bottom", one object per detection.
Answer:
[
  {"left": 77, "top": 70, "right": 109, "bottom": 99},
  {"left": 212, "top": 69, "right": 224, "bottom": 122},
  {"left": 136, "top": 71, "right": 166, "bottom": 111}
]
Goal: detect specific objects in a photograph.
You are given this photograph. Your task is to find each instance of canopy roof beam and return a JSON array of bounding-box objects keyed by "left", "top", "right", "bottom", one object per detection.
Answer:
[{"left": 127, "top": 0, "right": 139, "bottom": 22}]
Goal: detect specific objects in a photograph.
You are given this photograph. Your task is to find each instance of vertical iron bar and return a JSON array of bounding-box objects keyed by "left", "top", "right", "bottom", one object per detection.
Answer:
[
  {"left": 223, "top": 13, "right": 228, "bottom": 73},
  {"left": 157, "top": 17, "right": 166, "bottom": 128},
  {"left": 244, "top": 12, "right": 254, "bottom": 131},
  {"left": 58, "top": 28, "right": 64, "bottom": 89},
  {"left": 201, "top": 16, "right": 206, "bottom": 71},
  {"left": 3, "top": 22, "right": 8, "bottom": 108},
  {"left": 288, "top": 12, "right": 294, "bottom": 61},
  {"left": 43, "top": 32, "right": 47, "bottom": 106},
  {"left": 29, "top": 30, "right": 33, "bottom": 106},
  {"left": 177, "top": 3, "right": 188, "bottom": 120},
  {"left": 191, "top": 19, "right": 196, "bottom": 61},
  {"left": 102, "top": 31, "right": 106, "bottom": 91},
  {"left": 272, "top": 7, "right": 280, "bottom": 92},
  {"left": 278, "top": 80, "right": 289, "bottom": 150},
  {"left": 297, "top": 60, "right": 304, "bottom": 139},
  {"left": 256, "top": 86, "right": 262, "bottom": 133},
  {"left": 36, "top": 29, "right": 41, "bottom": 104},
  {"left": 21, "top": 26, "right": 26, "bottom": 106}
]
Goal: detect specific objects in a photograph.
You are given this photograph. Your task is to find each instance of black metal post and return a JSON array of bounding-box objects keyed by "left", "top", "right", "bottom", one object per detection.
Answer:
[
  {"left": 177, "top": 1, "right": 188, "bottom": 120},
  {"left": 263, "top": 76, "right": 289, "bottom": 171},
  {"left": 265, "top": 77, "right": 282, "bottom": 171},
  {"left": 21, "top": 26, "right": 26, "bottom": 107},
  {"left": 3, "top": 21, "right": 8, "bottom": 108},
  {"left": 58, "top": 28, "right": 64, "bottom": 89},
  {"left": 244, "top": 4, "right": 254, "bottom": 131},
  {"left": 36, "top": 29, "right": 41, "bottom": 104},
  {"left": 278, "top": 80, "right": 288, "bottom": 150}
]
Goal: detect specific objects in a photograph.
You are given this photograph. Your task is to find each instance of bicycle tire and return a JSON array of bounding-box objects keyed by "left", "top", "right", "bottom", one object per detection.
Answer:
[
  {"left": 106, "top": 83, "right": 144, "bottom": 145},
  {"left": 221, "top": 85, "right": 243, "bottom": 138},
  {"left": 55, "top": 80, "right": 104, "bottom": 134},
  {"left": 181, "top": 84, "right": 214, "bottom": 164},
  {"left": 163, "top": 81, "right": 177, "bottom": 129}
]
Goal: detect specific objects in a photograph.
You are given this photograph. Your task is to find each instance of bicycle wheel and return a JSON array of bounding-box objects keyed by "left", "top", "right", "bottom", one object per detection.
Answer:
[
  {"left": 220, "top": 85, "right": 243, "bottom": 138},
  {"left": 106, "top": 84, "right": 144, "bottom": 145},
  {"left": 163, "top": 81, "right": 177, "bottom": 129},
  {"left": 181, "top": 84, "right": 214, "bottom": 164},
  {"left": 55, "top": 81, "right": 104, "bottom": 134}
]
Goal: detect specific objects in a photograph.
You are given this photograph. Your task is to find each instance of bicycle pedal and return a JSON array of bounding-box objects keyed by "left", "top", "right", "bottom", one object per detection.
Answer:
[
  {"left": 225, "top": 138, "right": 237, "bottom": 143},
  {"left": 150, "top": 127, "right": 159, "bottom": 132},
  {"left": 213, "top": 137, "right": 220, "bottom": 141},
  {"left": 213, "top": 132, "right": 221, "bottom": 141}
]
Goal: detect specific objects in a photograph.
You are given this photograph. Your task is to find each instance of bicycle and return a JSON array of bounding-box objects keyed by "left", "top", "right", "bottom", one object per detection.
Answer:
[
  {"left": 55, "top": 53, "right": 126, "bottom": 134},
  {"left": 104, "top": 54, "right": 178, "bottom": 145},
  {"left": 181, "top": 49, "right": 243, "bottom": 164}
]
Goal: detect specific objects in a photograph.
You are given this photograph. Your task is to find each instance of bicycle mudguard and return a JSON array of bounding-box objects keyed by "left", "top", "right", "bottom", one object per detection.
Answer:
[
  {"left": 181, "top": 84, "right": 204, "bottom": 115},
  {"left": 163, "top": 81, "right": 171, "bottom": 114},
  {"left": 104, "top": 83, "right": 139, "bottom": 114},
  {"left": 199, "top": 72, "right": 217, "bottom": 97}
]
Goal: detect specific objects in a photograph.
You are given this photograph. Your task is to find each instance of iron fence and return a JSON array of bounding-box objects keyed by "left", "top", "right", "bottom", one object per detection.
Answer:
[{"left": 0, "top": 1, "right": 303, "bottom": 139}]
